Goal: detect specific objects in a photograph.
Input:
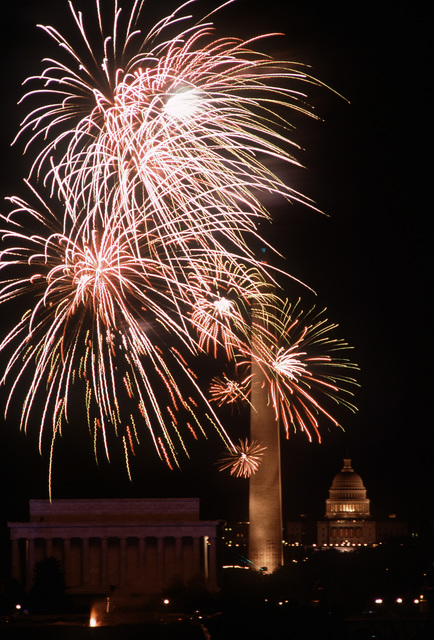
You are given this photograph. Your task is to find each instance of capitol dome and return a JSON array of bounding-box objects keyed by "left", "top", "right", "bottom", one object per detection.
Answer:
[
  {"left": 325, "top": 458, "right": 371, "bottom": 519},
  {"left": 330, "top": 458, "right": 365, "bottom": 491}
]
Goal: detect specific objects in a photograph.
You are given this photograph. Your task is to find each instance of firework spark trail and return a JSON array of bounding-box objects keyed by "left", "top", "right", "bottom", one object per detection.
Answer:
[
  {"left": 217, "top": 438, "right": 266, "bottom": 478},
  {"left": 0, "top": 184, "right": 236, "bottom": 476},
  {"left": 16, "top": 0, "right": 326, "bottom": 250},
  {"left": 213, "top": 299, "right": 358, "bottom": 478},
  {"left": 187, "top": 260, "right": 271, "bottom": 359},
  {"left": 209, "top": 370, "right": 252, "bottom": 407},
  {"left": 241, "top": 299, "right": 359, "bottom": 442},
  {"left": 0, "top": 1, "right": 358, "bottom": 484},
  {"left": 11, "top": 0, "right": 323, "bottom": 316}
]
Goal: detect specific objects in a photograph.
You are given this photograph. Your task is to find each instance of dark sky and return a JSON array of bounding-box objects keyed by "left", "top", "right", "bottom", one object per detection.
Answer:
[{"left": 0, "top": 1, "right": 431, "bottom": 527}]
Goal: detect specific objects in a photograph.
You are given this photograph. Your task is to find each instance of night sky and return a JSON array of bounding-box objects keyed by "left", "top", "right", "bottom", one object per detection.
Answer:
[{"left": 0, "top": 1, "right": 431, "bottom": 528}]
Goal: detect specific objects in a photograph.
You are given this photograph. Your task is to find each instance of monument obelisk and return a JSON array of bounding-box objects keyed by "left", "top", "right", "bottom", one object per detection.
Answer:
[{"left": 248, "top": 300, "right": 283, "bottom": 572}]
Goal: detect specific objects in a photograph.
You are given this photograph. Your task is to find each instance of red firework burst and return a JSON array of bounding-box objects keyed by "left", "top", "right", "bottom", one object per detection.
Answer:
[{"left": 218, "top": 439, "right": 266, "bottom": 478}]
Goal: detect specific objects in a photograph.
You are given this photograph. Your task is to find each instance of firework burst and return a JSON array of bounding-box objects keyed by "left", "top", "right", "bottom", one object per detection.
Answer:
[
  {"left": 17, "top": 0, "right": 327, "bottom": 251},
  {"left": 187, "top": 259, "right": 271, "bottom": 359},
  {"left": 218, "top": 438, "right": 266, "bottom": 478},
  {"left": 1, "top": 1, "right": 357, "bottom": 486},
  {"left": 245, "top": 299, "right": 359, "bottom": 442},
  {"left": 0, "top": 183, "right": 235, "bottom": 483},
  {"left": 209, "top": 368, "right": 251, "bottom": 407}
]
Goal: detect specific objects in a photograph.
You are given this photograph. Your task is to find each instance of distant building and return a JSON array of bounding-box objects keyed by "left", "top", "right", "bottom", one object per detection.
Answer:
[
  {"left": 221, "top": 522, "right": 248, "bottom": 567},
  {"left": 376, "top": 514, "right": 408, "bottom": 541},
  {"left": 8, "top": 498, "right": 221, "bottom": 599},
  {"left": 317, "top": 458, "right": 376, "bottom": 547},
  {"left": 286, "top": 516, "right": 317, "bottom": 546},
  {"left": 286, "top": 458, "right": 408, "bottom": 548}
]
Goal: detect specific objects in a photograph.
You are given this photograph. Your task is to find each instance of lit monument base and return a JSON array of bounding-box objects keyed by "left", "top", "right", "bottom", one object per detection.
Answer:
[
  {"left": 248, "top": 437, "right": 283, "bottom": 573},
  {"left": 248, "top": 369, "right": 283, "bottom": 573},
  {"left": 248, "top": 296, "right": 283, "bottom": 573}
]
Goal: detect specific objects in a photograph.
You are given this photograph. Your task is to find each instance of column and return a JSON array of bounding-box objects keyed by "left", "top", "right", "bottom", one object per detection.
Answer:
[
  {"left": 26, "top": 538, "right": 35, "bottom": 591},
  {"left": 175, "top": 537, "right": 182, "bottom": 578},
  {"left": 203, "top": 536, "right": 209, "bottom": 583},
  {"left": 119, "top": 538, "right": 127, "bottom": 586},
  {"left": 157, "top": 538, "right": 164, "bottom": 589},
  {"left": 207, "top": 536, "right": 218, "bottom": 590},
  {"left": 45, "top": 538, "right": 53, "bottom": 559},
  {"left": 100, "top": 538, "right": 108, "bottom": 588},
  {"left": 11, "top": 538, "right": 21, "bottom": 583},
  {"left": 138, "top": 538, "right": 146, "bottom": 574},
  {"left": 63, "top": 538, "right": 71, "bottom": 588},
  {"left": 193, "top": 537, "right": 201, "bottom": 577},
  {"left": 82, "top": 538, "right": 90, "bottom": 586}
]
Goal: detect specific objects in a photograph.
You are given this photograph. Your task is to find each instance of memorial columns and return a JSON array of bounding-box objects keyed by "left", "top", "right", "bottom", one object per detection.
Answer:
[
  {"left": 175, "top": 537, "right": 182, "bottom": 579},
  {"left": 63, "top": 538, "right": 71, "bottom": 586},
  {"left": 100, "top": 537, "right": 108, "bottom": 588},
  {"left": 193, "top": 536, "right": 201, "bottom": 577},
  {"left": 26, "top": 538, "right": 35, "bottom": 591},
  {"left": 157, "top": 537, "right": 164, "bottom": 588},
  {"left": 138, "top": 537, "right": 146, "bottom": 575},
  {"left": 8, "top": 500, "right": 221, "bottom": 596},
  {"left": 45, "top": 537, "right": 53, "bottom": 559},
  {"left": 11, "top": 538, "right": 20, "bottom": 583},
  {"left": 119, "top": 537, "right": 127, "bottom": 586},
  {"left": 207, "top": 536, "right": 218, "bottom": 590},
  {"left": 82, "top": 537, "right": 90, "bottom": 586}
]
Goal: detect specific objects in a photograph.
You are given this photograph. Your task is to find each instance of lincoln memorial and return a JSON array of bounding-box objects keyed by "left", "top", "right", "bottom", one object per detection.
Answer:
[{"left": 8, "top": 498, "right": 221, "bottom": 599}]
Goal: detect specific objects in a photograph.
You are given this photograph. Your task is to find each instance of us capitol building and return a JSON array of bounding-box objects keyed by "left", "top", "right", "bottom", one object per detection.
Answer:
[
  {"left": 317, "top": 457, "right": 375, "bottom": 546},
  {"left": 222, "top": 457, "right": 409, "bottom": 566},
  {"left": 286, "top": 457, "right": 408, "bottom": 548}
]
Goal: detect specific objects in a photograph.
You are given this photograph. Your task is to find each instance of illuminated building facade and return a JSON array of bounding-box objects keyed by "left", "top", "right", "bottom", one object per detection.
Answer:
[
  {"left": 8, "top": 498, "right": 220, "bottom": 598},
  {"left": 317, "top": 458, "right": 375, "bottom": 546},
  {"left": 286, "top": 458, "right": 408, "bottom": 548}
]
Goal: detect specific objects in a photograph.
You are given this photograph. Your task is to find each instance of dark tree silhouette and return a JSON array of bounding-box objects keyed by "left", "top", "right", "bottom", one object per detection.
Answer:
[{"left": 30, "top": 556, "right": 67, "bottom": 614}]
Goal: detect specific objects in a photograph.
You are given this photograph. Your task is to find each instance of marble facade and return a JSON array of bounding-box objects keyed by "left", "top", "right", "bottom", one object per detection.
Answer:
[{"left": 8, "top": 498, "right": 220, "bottom": 597}]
